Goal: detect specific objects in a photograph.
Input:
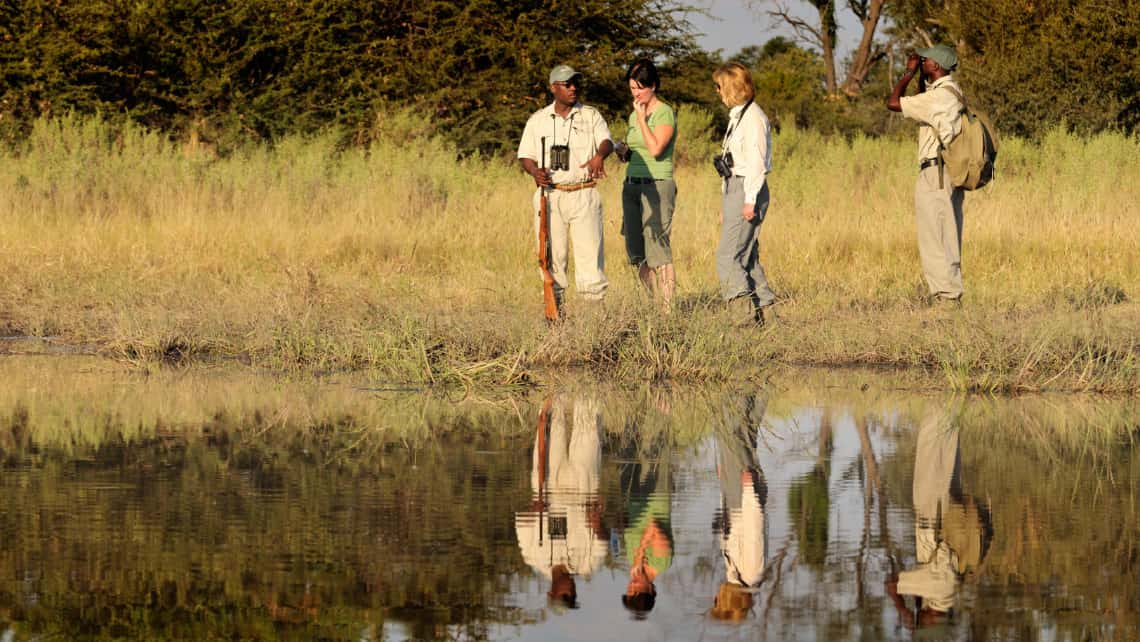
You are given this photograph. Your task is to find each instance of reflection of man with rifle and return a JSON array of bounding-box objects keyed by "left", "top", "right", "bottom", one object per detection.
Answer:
[
  {"left": 514, "top": 395, "right": 607, "bottom": 610},
  {"left": 518, "top": 64, "right": 614, "bottom": 320}
]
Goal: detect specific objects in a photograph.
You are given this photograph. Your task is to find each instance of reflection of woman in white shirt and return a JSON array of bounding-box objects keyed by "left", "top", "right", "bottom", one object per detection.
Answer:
[{"left": 709, "top": 393, "right": 768, "bottom": 621}]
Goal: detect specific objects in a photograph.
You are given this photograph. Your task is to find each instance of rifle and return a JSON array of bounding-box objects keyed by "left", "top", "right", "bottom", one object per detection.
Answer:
[
  {"left": 536, "top": 397, "right": 553, "bottom": 545},
  {"left": 537, "top": 137, "right": 560, "bottom": 321}
]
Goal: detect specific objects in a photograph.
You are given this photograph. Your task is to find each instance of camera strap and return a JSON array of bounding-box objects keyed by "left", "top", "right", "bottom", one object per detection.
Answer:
[{"left": 720, "top": 98, "right": 754, "bottom": 155}]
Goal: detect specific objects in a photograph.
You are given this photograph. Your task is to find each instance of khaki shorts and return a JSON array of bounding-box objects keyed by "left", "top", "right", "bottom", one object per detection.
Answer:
[{"left": 621, "top": 178, "right": 677, "bottom": 268}]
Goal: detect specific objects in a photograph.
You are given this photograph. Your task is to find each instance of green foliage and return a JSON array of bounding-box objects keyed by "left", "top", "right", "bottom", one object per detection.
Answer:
[
  {"left": 3, "top": 0, "right": 1138, "bottom": 149},
  {"left": 673, "top": 103, "right": 719, "bottom": 164},
  {"left": 754, "top": 46, "right": 827, "bottom": 131},
  {"left": 788, "top": 467, "right": 830, "bottom": 567},
  {"left": 889, "top": 0, "right": 1140, "bottom": 137},
  {"left": 0, "top": 0, "right": 701, "bottom": 153},
  {"left": 659, "top": 47, "right": 726, "bottom": 119}
]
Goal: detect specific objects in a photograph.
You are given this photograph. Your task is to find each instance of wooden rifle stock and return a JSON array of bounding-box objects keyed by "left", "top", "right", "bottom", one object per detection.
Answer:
[{"left": 537, "top": 137, "right": 560, "bottom": 321}]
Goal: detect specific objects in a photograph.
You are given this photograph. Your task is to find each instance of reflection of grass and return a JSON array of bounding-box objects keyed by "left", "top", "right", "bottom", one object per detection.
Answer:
[{"left": 1, "top": 117, "right": 1138, "bottom": 390}]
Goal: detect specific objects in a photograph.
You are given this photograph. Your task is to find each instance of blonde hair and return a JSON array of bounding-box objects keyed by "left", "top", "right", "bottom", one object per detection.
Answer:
[
  {"left": 713, "top": 62, "right": 755, "bottom": 107},
  {"left": 708, "top": 582, "right": 754, "bottom": 621}
]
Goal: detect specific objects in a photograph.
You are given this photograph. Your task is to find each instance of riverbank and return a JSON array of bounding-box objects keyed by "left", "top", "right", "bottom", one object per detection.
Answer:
[{"left": 1, "top": 117, "right": 1136, "bottom": 392}]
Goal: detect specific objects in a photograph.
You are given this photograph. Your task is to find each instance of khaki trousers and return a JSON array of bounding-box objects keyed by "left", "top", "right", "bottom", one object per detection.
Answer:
[
  {"left": 533, "top": 186, "right": 608, "bottom": 301},
  {"left": 915, "top": 166, "right": 966, "bottom": 299}
]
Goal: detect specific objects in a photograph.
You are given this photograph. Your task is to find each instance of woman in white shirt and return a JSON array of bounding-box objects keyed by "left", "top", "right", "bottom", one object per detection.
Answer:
[{"left": 712, "top": 62, "right": 776, "bottom": 326}]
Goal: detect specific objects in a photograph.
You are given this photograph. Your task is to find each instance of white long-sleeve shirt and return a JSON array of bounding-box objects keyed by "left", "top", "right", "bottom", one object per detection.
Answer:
[{"left": 723, "top": 101, "right": 772, "bottom": 205}]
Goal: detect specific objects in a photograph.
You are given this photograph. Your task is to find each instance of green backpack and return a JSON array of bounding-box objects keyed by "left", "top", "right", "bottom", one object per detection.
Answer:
[{"left": 939, "top": 85, "right": 999, "bottom": 190}]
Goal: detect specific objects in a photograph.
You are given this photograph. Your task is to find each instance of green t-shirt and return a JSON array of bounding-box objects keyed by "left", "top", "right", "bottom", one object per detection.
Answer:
[
  {"left": 623, "top": 491, "right": 674, "bottom": 574},
  {"left": 625, "top": 103, "right": 676, "bottom": 180}
]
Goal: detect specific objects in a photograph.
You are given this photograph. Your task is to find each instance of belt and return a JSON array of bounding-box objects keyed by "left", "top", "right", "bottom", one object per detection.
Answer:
[
  {"left": 919, "top": 158, "right": 940, "bottom": 171},
  {"left": 625, "top": 176, "right": 663, "bottom": 185},
  {"left": 552, "top": 181, "right": 597, "bottom": 192}
]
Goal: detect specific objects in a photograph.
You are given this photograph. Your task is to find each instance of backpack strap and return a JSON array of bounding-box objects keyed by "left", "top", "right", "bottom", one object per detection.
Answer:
[
  {"left": 941, "top": 84, "right": 968, "bottom": 115},
  {"left": 933, "top": 84, "right": 968, "bottom": 189}
]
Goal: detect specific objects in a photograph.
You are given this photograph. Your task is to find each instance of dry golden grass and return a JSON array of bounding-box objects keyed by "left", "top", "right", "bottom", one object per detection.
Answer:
[{"left": 0, "top": 115, "right": 1136, "bottom": 391}]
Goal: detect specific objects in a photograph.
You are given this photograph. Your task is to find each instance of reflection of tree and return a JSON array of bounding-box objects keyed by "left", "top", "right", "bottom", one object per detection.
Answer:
[
  {"left": 787, "top": 411, "right": 833, "bottom": 568},
  {"left": 0, "top": 421, "right": 535, "bottom": 639}
]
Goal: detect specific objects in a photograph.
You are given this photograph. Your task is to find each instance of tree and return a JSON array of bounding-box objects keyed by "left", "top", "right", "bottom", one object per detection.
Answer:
[
  {"left": 746, "top": 39, "right": 827, "bottom": 130},
  {"left": 0, "top": 0, "right": 703, "bottom": 152},
  {"left": 840, "top": 0, "right": 887, "bottom": 96},
  {"left": 756, "top": 0, "right": 886, "bottom": 97},
  {"left": 887, "top": 0, "right": 1140, "bottom": 137}
]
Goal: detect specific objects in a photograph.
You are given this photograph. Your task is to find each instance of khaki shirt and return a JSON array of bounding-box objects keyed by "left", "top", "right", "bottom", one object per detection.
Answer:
[
  {"left": 900, "top": 76, "right": 964, "bottom": 162},
  {"left": 518, "top": 103, "right": 612, "bottom": 185}
]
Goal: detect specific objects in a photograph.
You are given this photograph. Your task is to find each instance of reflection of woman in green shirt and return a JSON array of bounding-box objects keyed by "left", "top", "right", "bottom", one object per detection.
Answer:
[
  {"left": 617, "top": 58, "right": 678, "bottom": 309},
  {"left": 620, "top": 462, "right": 673, "bottom": 617}
]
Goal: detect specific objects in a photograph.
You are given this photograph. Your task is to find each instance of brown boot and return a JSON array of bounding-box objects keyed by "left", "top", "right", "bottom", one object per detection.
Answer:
[{"left": 726, "top": 296, "right": 759, "bottom": 327}]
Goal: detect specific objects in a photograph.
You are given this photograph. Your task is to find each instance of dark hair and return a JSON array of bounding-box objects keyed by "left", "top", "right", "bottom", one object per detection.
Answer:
[
  {"left": 621, "top": 590, "right": 656, "bottom": 617},
  {"left": 626, "top": 58, "right": 660, "bottom": 90}
]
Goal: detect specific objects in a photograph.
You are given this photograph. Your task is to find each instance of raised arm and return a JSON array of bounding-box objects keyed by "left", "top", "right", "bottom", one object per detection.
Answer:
[
  {"left": 887, "top": 54, "right": 922, "bottom": 112},
  {"left": 633, "top": 102, "right": 675, "bottom": 159}
]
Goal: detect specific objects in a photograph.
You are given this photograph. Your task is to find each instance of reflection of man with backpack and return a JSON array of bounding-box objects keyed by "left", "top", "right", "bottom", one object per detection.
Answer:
[
  {"left": 887, "top": 44, "right": 997, "bottom": 306},
  {"left": 884, "top": 402, "right": 994, "bottom": 630}
]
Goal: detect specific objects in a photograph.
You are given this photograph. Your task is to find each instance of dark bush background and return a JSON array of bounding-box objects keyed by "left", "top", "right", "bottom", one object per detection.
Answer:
[{"left": 1, "top": 0, "right": 1136, "bottom": 154}]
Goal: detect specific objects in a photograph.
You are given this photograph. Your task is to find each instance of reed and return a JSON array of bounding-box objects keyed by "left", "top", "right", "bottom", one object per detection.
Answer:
[{"left": 0, "top": 114, "right": 1136, "bottom": 391}]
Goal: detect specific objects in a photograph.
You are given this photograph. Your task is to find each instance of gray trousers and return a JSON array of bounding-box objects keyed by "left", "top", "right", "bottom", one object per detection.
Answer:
[
  {"left": 716, "top": 178, "right": 775, "bottom": 306},
  {"left": 915, "top": 166, "right": 965, "bottom": 299}
]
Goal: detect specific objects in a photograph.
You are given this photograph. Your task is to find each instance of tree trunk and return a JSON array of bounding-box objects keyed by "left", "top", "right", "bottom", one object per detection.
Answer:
[
  {"left": 841, "top": 0, "right": 886, "bottom": 96},
  {"left": 818, "top": 3, "right": 838, "bottom": 96}
]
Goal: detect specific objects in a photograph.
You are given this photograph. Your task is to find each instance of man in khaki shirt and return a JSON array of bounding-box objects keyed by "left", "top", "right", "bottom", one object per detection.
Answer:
[
  {"left": 518, "top": 65, "right": 614, "bottom": 314},
  {"left": 515, "top": 396, "right": 607, "bottom": 609},
  {"left": 887, "top": 44, "right": 967, "bottom": 303}
]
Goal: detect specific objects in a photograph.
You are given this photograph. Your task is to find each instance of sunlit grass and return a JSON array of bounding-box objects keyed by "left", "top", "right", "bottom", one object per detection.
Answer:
[{"left": 0, "top": 114, "right": 1136, "bottom": 391}]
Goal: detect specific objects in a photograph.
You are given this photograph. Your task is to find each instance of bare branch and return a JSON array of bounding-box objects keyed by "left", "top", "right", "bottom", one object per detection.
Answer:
[
  {"left": 915, "top": 26, "right": 934, "bottom": 47},
  {"left": 767, "top": 1, "right": 824, "bottom": 48}
]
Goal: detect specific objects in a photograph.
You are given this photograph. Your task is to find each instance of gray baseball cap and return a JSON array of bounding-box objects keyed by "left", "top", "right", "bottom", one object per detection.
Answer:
[
  {"left": 549, "top": 65, "right": 582, "bottom": 84},
  {"left": 916, "top": 44, "right": 958, "bottom": 72}
]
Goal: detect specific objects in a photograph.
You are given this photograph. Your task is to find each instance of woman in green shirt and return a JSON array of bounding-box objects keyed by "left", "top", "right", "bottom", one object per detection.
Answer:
[{"left": 617, "top": 59, "right": 678, "bottom": 308}]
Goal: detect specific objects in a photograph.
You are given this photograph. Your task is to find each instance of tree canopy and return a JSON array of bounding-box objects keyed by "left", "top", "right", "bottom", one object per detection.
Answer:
[
  {"left": 1, "top": 0, "right": 1136, "bottom": 152},
  {"left": 1, "top": 0, "right": 701, "bottom": 152}
]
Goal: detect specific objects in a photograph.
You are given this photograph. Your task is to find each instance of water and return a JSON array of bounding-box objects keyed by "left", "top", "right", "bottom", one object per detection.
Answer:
[{"left": 0, "top": 357, "right": 1136, "bottom": 640}]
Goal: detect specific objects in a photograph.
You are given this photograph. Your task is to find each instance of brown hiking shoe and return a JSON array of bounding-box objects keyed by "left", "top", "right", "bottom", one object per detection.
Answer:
[{"left": 726, "top": 296, "right": 760, "bottom": 327}]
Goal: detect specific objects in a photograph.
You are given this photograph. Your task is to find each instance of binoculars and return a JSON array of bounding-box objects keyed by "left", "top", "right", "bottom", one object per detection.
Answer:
[
  {"left": 713, "top": 152, "right": 734, "bottom": 179},
  {"left": 549, "top": 144, "right": 570, "bottom": 171}
]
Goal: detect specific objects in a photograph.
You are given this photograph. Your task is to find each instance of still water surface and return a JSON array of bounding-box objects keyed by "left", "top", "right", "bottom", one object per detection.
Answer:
[{"left": 0, "top": 357, "right": 1136, "bottom": 640}]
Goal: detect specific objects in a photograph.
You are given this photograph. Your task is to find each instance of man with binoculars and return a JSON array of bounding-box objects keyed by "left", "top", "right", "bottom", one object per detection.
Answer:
[
  {"left": 518, "top": 64, "right": 615, "bottom": 317},
  {"left": 887, "top": 44, "right": 967, "bottom": 305}
]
